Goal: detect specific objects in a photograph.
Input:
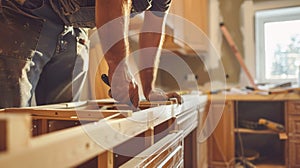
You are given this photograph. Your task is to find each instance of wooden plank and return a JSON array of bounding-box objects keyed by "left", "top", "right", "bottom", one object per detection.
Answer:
[
  {"left": 144, "top": 111, "right": 155, "bottom": 147},
  {"left": 0, "top": 106, "right": 169, "bottom": 167},
  {"left": 234, "top": 128, "right": 280, "bottom": 134},
  {"left": 256, "top": 164, "right": 285, "bottom": 168},
  {"left": 0, "top": 125, "right": 106, "bottom": 168},
  {"left": 0, "top": 105, "right": 173, "bottom": 167},
  {"left": 191, "top": 129, "right": 198, "bottom": 168},
  {"left": 15, "top": 101, "right": 88, "bottom": 110},
  {"left": 37, "top": 119, "right": 48, "bottom": 135},
  {"left": 184, "top": 129, "right": 198, "bottom": 168},
  {"left": 208, "top": 92, "right": 300, "bottom": 101},
  {"left": 0, "top": 94, "right": 205, "bottom": 167},
  {"left": 120, "top": 132, "right": 183, "bottom": 168},
  {"left": 4, "top": 108, "right": 132, "bottom": 120},
  {"left": 98, "top": 151, "right": 113, "bottom": 168},
  {"left": 0, "top": 120, "right": 7, "bottom": 152},
  {"left": 207, "top": 101, "right": 235, "bottom": 167},
  {"left": 279, "top": 132, "right": 288, "bottom": 140},
  {"left": 0, "top": 114, "right": 31, "bottom": 152},
  {"left": 144, "top": 128, "right": 154, "bottom": 148},
  {"left": 176, "top": 110, "right": 198, "bottom": 137},
  {"left": 138, "top": 100, "right": 175, "bottom": 110},
  {"left": 87, "top": 99, "right": 176, "bottom": 110}
]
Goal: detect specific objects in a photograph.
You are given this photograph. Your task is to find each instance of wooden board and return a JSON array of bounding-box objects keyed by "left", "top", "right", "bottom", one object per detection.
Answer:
[{"left": 0, "top": 94, "right": 207, "bottom": 168}]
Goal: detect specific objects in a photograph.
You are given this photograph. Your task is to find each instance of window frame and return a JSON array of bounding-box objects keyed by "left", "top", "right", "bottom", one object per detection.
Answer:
[{"left": 255, "top": 6, "right": 300, "bottom": 83}]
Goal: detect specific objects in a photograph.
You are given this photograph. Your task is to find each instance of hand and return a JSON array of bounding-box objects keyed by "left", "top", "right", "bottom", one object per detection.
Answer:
[
  {"left": 104, "top": 67, "right": 140, "bottom": 110},
  {"left": 145, "top": 89, "right": 182, "bottom": 104}
]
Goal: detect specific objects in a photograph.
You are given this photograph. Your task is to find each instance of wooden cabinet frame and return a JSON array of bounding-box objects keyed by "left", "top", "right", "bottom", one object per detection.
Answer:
[
  {"left": 207, "top": 93, "right": 300, "bottom": 168},
  {"left": 0, "top": 95, "right": 207, "bottom": 168}
]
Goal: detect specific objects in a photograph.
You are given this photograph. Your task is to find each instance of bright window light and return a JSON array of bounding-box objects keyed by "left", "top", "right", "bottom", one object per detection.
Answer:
[{"left": 255, "top": 7, "right": 300, "bottom": 84}]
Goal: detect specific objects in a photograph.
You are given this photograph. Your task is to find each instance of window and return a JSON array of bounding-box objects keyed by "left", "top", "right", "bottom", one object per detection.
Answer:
[{"left": 255, "top": 6, "right": 300, "bottom": 84}]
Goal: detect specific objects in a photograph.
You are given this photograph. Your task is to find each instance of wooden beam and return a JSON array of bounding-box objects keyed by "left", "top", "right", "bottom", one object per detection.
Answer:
[
  {"left": 98, "top": 150, "right": 114, "bottom": 168},
  {"left": 0, "top": 95, "right": 206, "bottom": 167},
  {"left": 36, "top": 119, "right": 48, "bottom": 135},
  {"left": 0, "top": 105, "right": 173, "bottom": 167},
  {"left": 0, "top": 113, "right": 31, "bottom": 152},
  {"left": 0, "top": 104, "right": 178, "bottom": 167},
  {"left": 0, "top": 120, "right": 7, "bottom": 152},
  {"left": 4, "top": 108, "right": 132, "bottom": 120},
  {"left": 144, "top": 128, "right": 154, "bottom": 148},
  {"left": 0, "top": 125, "right": 106, "bottom": 168}
]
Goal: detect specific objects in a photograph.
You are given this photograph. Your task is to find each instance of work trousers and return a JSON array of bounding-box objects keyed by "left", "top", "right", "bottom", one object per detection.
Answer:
[{"left": 0, "top": 0, "right": 89, "bottom": 108}]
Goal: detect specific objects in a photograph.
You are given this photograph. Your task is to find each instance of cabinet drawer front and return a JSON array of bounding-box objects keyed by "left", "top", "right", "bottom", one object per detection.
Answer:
[
  {"left": 288, "top": 116, "right": 300, "bottom": 136},
  {"left": 289, "top": 141, "right": 300, "bottom": 168},
  {"left": 176, "top": 110, "right": 198, "bottom": 136},
  {"left": 120, "top": 132, "right": 183, "bottom": 168},
  {"left": 287, "top": 101, "right": 300, "bottom": 114}
]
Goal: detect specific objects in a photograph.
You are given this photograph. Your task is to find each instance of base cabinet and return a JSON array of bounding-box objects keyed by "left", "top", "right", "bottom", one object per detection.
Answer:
[
  {"left": 287, "top": 101, "right": 300, "bottom": 168},
  {"left": 207, "top": 101, "right": 234, "bottom": 168},
  {"left": 207, "top": 98, "right": 300, "bottom": 168},
  {"left": 288, "top": 140, "right": 300, "bottom": 167}
]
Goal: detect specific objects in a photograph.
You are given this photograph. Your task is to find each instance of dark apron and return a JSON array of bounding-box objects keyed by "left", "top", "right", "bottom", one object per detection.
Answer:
[{"left": 0, "top": 0, "right": 43, "bottom": 60}]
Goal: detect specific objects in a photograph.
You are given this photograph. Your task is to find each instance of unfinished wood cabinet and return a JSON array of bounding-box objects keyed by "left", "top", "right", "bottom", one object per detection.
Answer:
[
  {"left": 207, "top": 100, "right": 235, "bottom": 168},
  {"left": 206, "top": 94, "right": 300, "bottom": 168},
  {"left": 287, "top": 115, "right": 300, "bottom": 136},
  {"left": 287, "top": 100, "right": 300, "bottom": 168},
  {"left": 288, "top": 140, "right": 300, "bottom": 168},
  {"left": 0, "top": 94, "right": 207, "bottom": 168},
  {"left": 166, "top": 0, "right": 208, "bottom": 53}
]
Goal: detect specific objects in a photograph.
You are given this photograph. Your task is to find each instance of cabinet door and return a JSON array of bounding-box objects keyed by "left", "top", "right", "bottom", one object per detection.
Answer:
[
  {"left": 287, "top": 101, "right": 300, "bottom": 115},
  {"left": 207, "top": 101, "right": 235, "bottom": 168},
  {"left": 289, "top": 140, "right": 300, "bottom": 168},
  {"left": 168, "top": 0, "right": 208, "bottom": 52},
  {"left": 287, "top": 101, "right": 300, "bottom": 168},
  {"left": 288, "top": 115, "right": 300, "bottom": 137}
]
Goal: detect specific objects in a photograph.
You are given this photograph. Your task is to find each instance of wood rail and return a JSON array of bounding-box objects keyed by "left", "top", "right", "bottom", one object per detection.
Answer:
[{"left": 0, "top": 94, "right": 207, "bottom": 168}]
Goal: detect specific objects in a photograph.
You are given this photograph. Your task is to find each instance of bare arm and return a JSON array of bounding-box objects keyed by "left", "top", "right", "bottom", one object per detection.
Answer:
[
  {"left": 95, "top": 1, "right": 181, "bottom": 107},
  {"left": 95, "top": 0, "right": 139, "bottom": 108},
  {"left": 95, "top": 0, "right": 130, "bottom": 74},
  {"left": 138, "top": 11, "right": 182, "bottom": 103},
  {"left": 138, "top": 11, "right": 164, "bottom": 99}
]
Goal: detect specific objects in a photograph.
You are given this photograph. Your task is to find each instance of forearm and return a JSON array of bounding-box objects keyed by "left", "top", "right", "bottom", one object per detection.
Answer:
[
  {"left": 95, "top": 0, "right": 131, "bottom": 76},
  {"left": 139, "top": 32, "right": 162, "bottom": 97},
  {"left": 139, "top": 11, "right": 166, "bottom": 98}
]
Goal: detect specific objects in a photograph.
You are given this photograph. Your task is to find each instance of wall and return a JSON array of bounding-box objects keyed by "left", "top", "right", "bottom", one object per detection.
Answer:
[
  {"left": 219, "top": 0, "right": 245, "bottom": 84},
  {"left": 157, "top": 0, "right": 300, "bottom": 92},
  {"left": 156, "top": 0, "right": 245, "bottom": 91}
]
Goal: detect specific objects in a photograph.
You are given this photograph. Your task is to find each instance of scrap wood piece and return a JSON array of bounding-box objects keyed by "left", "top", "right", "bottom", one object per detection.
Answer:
[
  {"left": 279, "top": 132, "right": 288, "bottom": 140},
  {"left": 0, "top": 113, "right": 31, "bottom": 152}
]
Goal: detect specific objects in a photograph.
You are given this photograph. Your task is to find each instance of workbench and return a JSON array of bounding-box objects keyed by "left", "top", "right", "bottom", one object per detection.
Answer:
[{"left": 0, "top": 94, "right": 207, "bottom": 168}]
